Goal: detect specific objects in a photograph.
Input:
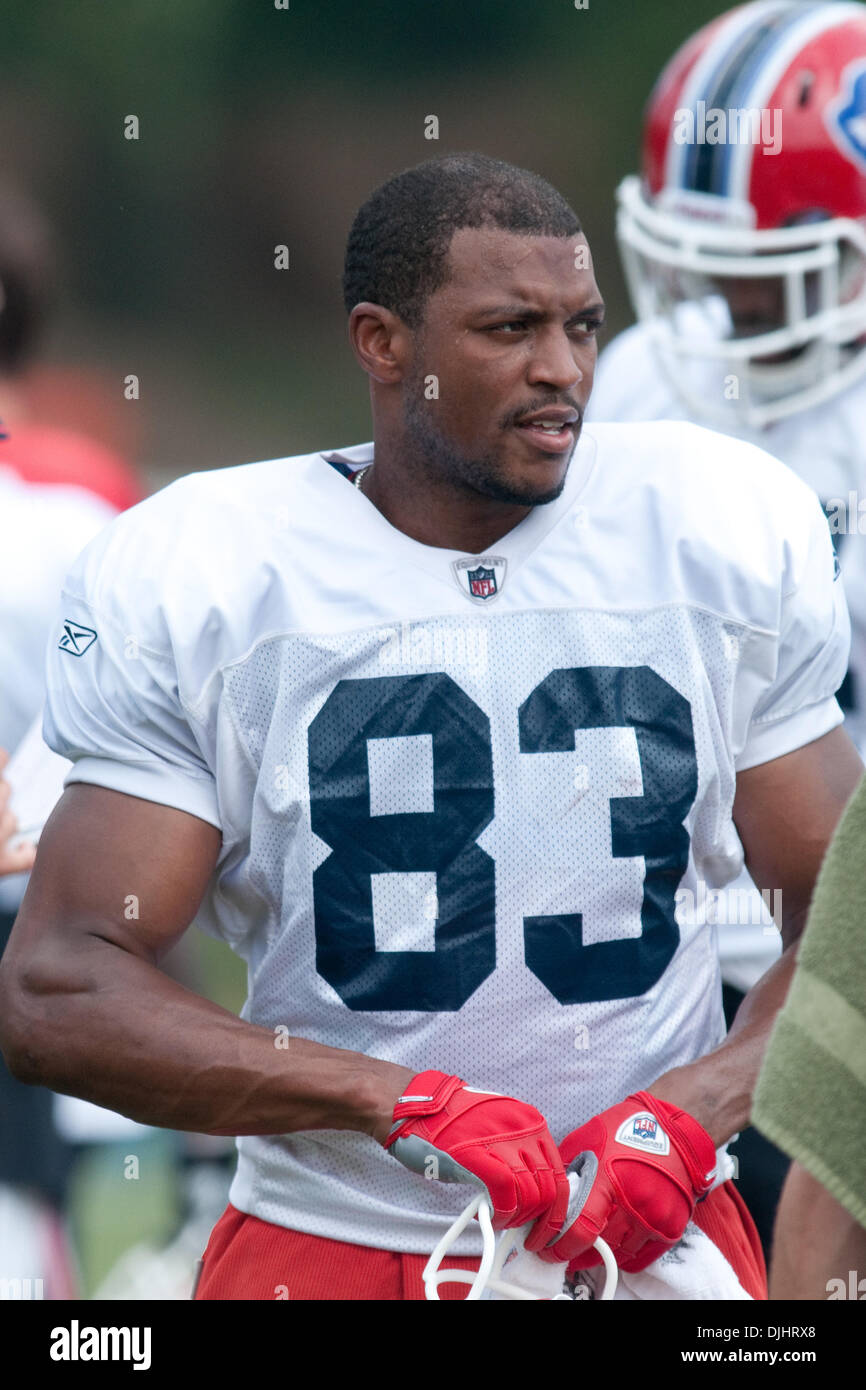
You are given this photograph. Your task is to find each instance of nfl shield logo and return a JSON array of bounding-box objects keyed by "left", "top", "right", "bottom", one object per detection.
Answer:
[
  {"left": 468, "top": 566, "right": 497, "bottom": 599},
  {"left": 451, "top": 554, "right": 508, "bottom": 604}
]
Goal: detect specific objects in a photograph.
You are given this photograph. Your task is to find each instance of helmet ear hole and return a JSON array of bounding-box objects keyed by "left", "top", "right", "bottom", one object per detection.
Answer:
[{"left": 797, "top": 70, "right": 815, "bottom": 109}]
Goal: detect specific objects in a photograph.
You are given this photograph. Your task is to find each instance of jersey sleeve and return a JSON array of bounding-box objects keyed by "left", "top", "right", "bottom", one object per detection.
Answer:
[
  {"left": 734, "top": 494, "right": 850, "bottom": 772},
  {"left": 42, "top": 514, "right": 221, "bottom": 830}
]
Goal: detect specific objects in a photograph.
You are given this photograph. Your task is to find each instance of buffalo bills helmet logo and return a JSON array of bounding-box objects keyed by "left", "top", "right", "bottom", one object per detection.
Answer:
[{"left": 828, "top": 60, "right": 866, "bottom": 174}]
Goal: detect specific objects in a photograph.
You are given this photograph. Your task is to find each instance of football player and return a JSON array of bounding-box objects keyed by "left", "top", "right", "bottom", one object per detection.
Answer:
[
  {"left": 0, "top": 183, "right": 212, "bottom": 1299},
  {"left": 0, "top": 153, "right": 861, "bottom": 1301},
  {"left": 588, "top": 0, "right": 866, "bottom": 1259},
  {"left": 0, "top": 467, "right": 116, "bottom": 1303},
  {"left": 590, "top": 0, "right": 866, "bottom": 736}
]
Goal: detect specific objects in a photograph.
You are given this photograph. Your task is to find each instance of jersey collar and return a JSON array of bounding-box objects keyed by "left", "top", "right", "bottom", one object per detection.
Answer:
[{"left": 319, "top": 433, "right": 597, "bottom": 598}]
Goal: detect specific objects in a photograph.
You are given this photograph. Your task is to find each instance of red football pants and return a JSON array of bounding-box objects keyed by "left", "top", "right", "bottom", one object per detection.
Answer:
[{"left": 193, "top": 1180, "right": 767, "bottom": 1301}]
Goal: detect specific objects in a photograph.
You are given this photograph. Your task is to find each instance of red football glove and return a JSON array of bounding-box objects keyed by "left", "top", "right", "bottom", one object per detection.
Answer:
[
  {"left": 384, "top": 1070, "right": 570, "bottom": 1248},
  {"left": 538, "top": 1090, "right": 718, "bottom": 1272}
]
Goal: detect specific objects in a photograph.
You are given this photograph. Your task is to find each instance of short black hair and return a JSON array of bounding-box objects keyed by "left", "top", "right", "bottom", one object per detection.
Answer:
[{"left": 342, "top": 152, "right": 581, "bottom": 329}]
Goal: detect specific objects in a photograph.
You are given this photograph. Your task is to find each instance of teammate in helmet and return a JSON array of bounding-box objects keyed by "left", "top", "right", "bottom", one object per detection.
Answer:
[
  {"left": 604, "top": 0, "right": 866, "bottom": 431},
  {"left": 593, "top": 0, "right": 866, "bottom": 753},
  {"left": 594, "top": 1, "right": 866, "bottom": 565},
  {"left": 590, "top": 0, "right": 866, "bottom": 1259}
]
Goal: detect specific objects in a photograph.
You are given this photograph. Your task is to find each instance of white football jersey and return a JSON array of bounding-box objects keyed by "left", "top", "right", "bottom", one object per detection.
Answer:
[{"left": 42, "top": 423, "right": 847, "bottom": 1254}]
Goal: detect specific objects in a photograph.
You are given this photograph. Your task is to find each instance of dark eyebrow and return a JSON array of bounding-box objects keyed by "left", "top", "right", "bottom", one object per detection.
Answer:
[
  {"left": 566, "top": 302, "right": 606, "bottom": 325},
  {"left": 476, "top": 301, "right": 606, "bottom": 324}
]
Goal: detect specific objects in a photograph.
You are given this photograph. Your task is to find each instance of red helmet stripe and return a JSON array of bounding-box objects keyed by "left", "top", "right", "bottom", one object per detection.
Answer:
[
  {"left": 684, "top": 4, "right": 804, "bottom": 195},
  {"left": 666, "top": 1, "right": 798, "bottom": 192}
]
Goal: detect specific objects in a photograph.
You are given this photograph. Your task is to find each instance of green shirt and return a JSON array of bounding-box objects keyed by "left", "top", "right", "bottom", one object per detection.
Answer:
[{"left": 751, "top": 772, "right": 866, "bottom": 1229}]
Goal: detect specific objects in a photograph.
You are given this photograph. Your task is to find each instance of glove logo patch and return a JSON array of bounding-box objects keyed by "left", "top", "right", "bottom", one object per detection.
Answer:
[{"left": 615, "top": 1112, "right": 670, "bottom": 1156}]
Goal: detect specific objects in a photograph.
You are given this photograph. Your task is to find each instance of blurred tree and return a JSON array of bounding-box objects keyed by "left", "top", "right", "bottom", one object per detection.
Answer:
[{"left": 0, "top": 0, "right": 736, "bottom": 475}]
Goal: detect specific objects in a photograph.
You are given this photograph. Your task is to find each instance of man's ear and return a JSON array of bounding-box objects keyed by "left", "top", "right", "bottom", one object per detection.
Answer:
[{"left": 348, "top": 302, "right": 411, "bottom": 385}]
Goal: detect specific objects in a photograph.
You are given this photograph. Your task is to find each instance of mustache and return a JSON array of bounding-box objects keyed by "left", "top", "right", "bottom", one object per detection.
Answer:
[{"left": 504, "top": 399, "right": 584, "bottom": 428}]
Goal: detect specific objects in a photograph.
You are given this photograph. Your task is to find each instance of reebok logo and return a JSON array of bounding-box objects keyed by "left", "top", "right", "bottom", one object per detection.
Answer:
[{"left": 58, "top": 620, "right": 97, "bottom": 656}]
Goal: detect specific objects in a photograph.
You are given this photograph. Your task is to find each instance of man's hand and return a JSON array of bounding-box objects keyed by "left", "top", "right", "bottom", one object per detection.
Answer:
[
  {"left": 384, "top": 1069, "right": 570, "bottom": 1246},
  {"left": 538, "top": 1091, "right": 717, "bottom": 1271}
]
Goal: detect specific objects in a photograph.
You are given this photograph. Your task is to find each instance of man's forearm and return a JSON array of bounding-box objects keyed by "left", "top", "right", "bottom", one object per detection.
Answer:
[
  {"left": 648, "top": 943, "right": 797, "bottom": 1147},
  {"left": 0, "top": 933, "right": 412, "bottom": 1142},
  {"left": 771, "top": 1162, "right": 866, "bottom": 1299}
]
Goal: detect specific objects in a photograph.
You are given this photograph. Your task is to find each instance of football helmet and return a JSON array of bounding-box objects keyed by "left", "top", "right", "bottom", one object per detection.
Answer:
[
  {"left": 423, "top": 1170, "right": 618, "bottom": 1301},
  {"left": 616, "top": 0, "right": 866, "bottom": 427}
]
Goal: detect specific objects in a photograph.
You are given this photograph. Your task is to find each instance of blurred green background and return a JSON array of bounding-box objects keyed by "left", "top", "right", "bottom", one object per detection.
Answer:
[
  {"left": 0, "top": 0, "right": 734, "bottom": 1296},
  {"left": 3, "top": 0, "right": 728, "bottom": 491}
]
